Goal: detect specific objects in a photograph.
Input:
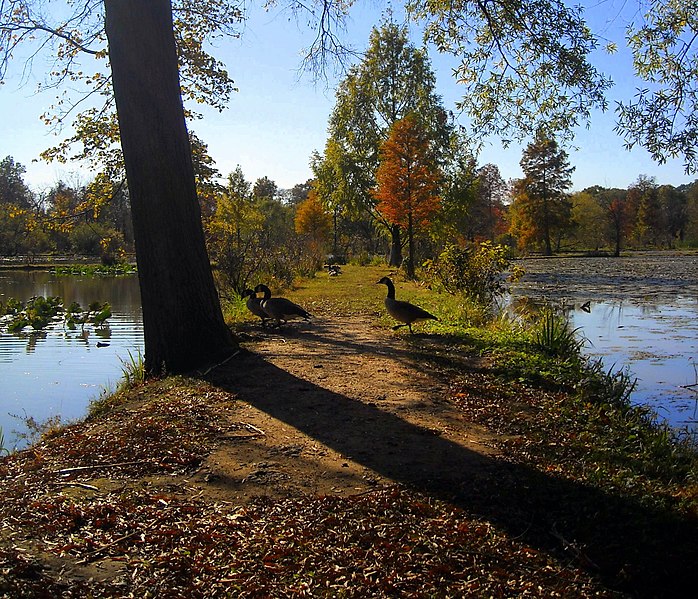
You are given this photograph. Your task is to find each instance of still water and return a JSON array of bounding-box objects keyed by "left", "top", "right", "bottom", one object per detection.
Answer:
[
  {"left": 0, "top": 270, "right": 143, "bottom": 449},
  {"left": 511, "top": 254, "right": 698, "bottom": 437},
  {"left": 571, "top": 299, "right": 698, "bottom": 432}
]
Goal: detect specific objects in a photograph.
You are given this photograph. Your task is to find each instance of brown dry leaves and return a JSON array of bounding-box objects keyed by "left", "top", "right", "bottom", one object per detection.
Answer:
[{"left": 0, "top": 376, "right": 616, "bottom": 598}]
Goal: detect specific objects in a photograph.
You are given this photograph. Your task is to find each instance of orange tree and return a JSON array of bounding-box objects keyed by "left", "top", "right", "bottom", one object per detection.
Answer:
[
  {"left": 374, "top": 114, "right": 441, "bottom": 278},
  {"left": 294, "top": 188, "right": 332, "bottom": 271}
]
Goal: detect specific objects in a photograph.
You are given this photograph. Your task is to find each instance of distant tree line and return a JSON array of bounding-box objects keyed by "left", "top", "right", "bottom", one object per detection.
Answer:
[{"left": 1, "top": 25, "right": 697, "bottom": 272}]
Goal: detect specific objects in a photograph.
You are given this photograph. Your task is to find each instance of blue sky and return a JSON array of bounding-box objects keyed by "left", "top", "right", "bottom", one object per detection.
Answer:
[{"left": 0, "top": 1, "right": 694, "bottom": 194}]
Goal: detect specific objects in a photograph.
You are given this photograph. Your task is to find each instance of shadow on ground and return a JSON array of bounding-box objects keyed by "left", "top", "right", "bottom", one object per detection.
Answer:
[{"left": 206, "top": 344, "right": 698, "bottom": 598}]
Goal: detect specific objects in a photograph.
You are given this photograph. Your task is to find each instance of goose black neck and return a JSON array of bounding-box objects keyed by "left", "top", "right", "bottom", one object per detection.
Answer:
[
  {"left": 255, "top": 284, "right": 271, "bottom": 299},
  {"left": 384, "top": 279, "right": 396, "bottom": 299}
]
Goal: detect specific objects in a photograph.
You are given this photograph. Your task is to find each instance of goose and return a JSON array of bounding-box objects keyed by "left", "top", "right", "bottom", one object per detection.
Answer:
[
  {"left": 253, "top": 284, "right": 312, "bottom": 327},
  {"left": 377, "top": 276, "right": 438, "bottom": 334},
  {"left": 241, "top": 288, "right": 269, "bottom": 326}
]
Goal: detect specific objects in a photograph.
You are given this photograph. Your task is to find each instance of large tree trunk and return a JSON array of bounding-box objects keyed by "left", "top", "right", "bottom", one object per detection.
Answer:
[
  {"left": 105, "top": 0, "right": 235, "bottom": 374},
  {"left": 406, "top": 211, "right": 415, "bottom": 279}
]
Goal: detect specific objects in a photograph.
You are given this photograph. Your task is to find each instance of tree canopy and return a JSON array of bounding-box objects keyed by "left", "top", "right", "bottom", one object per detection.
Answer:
[
  {"left": 616, "top": 0, "right": 698, "bottom": 173},
  {"left": 374, "top": 113, "right": 441, "bottom": 277},
  {"left": 315, "top": 20, "right": 451, "bottom": 265},
  {"left": 510, "top": 130, "right": 574, "bottom": 255}
]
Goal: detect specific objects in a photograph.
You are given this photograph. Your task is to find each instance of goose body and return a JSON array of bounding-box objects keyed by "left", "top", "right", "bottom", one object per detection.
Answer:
[
  {"left": 377, "top": 276, "right": 438, "bottom": 334},
  {"left": 254, "top": 284, "right": 312, "bottom": 327},
  {"left": 241, "top": 288, "right": 269, "bottom": 326}
]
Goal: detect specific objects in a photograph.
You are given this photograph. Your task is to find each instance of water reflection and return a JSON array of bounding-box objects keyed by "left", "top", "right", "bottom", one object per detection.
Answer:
[
  {"left": 0, "top": 270, "right": 143, "bottom": 449},
  {"left": 510, "top": 255, "right": 698, "bottom": 437},
  {"left": 566, "top": 298, "right": 698, "bottom": 434}
]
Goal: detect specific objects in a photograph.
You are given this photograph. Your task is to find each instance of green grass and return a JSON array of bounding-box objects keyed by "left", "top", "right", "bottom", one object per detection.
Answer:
[
  {"left": 0, "top": 427, "right": 10, "bottom": 456},
  {"left": 224, "top": 264, "right": 495, "bottom": 334}
]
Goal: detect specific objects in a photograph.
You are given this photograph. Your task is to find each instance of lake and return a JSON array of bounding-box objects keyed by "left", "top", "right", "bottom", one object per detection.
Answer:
[
  {"left": 510, "top": 253, "right": 698, "bottom": 438},
  {"left": 0, "top": 270, "right": 143, "bottom": 449}
]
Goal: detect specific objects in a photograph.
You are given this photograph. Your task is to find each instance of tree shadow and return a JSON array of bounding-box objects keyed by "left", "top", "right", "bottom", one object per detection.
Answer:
[{"left": 205, "top": 343, "right": 698, "bottom": 597}]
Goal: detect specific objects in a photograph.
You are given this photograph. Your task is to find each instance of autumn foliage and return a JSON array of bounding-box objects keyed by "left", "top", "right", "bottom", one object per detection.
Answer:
[
  {"left": 374, "top": 114, "right": 440, "bottom": 227},
  {"left": 374, "top": 114, "right": 441, "bottom": 276}
]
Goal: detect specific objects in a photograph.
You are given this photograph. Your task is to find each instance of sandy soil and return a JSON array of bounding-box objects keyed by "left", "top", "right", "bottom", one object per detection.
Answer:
[{"left": 196, "top": 315, "right": 500, "bottom": 504}]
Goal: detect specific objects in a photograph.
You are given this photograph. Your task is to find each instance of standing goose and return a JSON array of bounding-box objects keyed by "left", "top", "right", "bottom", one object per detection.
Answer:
[
  {"left": 254, "top": 284, "right": 312, "bottom": 328},
  {"left": 377, "top": 276, "right": 438, "bottom": 334},
  {"left": 241, "top": 288, "right": 269, "bottom": 326}
]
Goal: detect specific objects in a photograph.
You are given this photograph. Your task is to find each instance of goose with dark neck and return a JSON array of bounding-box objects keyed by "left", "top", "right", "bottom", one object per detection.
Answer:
[
  {"left": 241, "top": 288, "right": 269, "bottom": 326},
  {"left": 377, "top": 276, "right": 438, "bottom": 334},
  {"left": 253, "top": 284, "right": 312, "bottom": 328}
]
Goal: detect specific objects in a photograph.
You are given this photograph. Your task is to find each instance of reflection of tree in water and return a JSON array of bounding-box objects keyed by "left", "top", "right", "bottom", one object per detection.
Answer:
[{"left": 24, "top": 331, "right": 47, "bottom": 354}]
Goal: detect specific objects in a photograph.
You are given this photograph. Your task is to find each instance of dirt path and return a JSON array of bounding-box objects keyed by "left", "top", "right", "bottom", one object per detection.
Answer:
[{"left": 198, "top": 314, "right": 500, "bottom": 504}]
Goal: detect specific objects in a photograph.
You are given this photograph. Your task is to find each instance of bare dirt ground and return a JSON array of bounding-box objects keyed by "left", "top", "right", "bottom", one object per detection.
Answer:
[{"left": 197, "top": 315, "right": 500, "bottom": 505}]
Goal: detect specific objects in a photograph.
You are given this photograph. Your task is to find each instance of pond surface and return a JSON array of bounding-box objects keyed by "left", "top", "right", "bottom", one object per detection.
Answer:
[
  {"left": 510, "top": 253, "right": 698, "bottom": 437},
  {"left": 0, "top": 270, "right": 143, "bottom": 449}
]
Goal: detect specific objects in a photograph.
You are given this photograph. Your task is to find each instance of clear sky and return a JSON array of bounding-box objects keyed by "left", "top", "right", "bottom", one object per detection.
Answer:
[{"left": 0, "top": 1, "right": 695, "bottom": 194}]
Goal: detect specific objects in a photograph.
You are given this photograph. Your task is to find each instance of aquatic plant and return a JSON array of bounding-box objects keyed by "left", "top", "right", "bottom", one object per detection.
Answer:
[
  {"left": 1, "top": 296, "right": 112, "bottom": 335},
  {"left": 531, "top": 308, "right": 585, "bottom": 358},
  {"left": 2, "top": 296, "right": 64, "bottom": 333},
  {"left": 64, "top": 301, "right": 112, "bottom": 331},
  {"left": 53, "top": 263, "right": 137, "bottom": 277}
]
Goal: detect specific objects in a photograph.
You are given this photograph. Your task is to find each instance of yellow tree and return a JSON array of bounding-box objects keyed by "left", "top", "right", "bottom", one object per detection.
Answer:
[
  {"left": 374, "top": 114, "right": 441, "bottom": 278},
  {"left": 295, "top": 188, "right": 332, "bottom": 268}
]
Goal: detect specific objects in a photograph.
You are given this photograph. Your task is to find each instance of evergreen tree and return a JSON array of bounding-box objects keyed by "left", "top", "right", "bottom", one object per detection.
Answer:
[{"left": 512, "top": 131, "right": 574, "bottom": 255}]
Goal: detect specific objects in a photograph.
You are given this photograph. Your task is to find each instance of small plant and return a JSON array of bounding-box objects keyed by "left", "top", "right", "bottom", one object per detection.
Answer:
[
  {"left": 10, "top": 413, "right": 63, "bottom": 447},
  {"left": 578, "top": 358, "right": 638, "bottom": 410},
  {"left": 119, "top": 349, "right": 146, "bottom": 390},
  {"left": 531, "top": 308, "right": 585, "bottom": 359},
  {"left": 0, "top": 427, "right": 11, "bottom": 456}
]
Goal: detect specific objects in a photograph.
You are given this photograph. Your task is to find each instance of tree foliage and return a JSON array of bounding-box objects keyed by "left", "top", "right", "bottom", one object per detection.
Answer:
[
  {"left": 295, "top": 187, "right": 332, "bottom": 268},
  {"left": 374, "top": 113, "right": 441, "bottom": 277},
  {"left": 0, "top": 0, "right": 243, "bottom": 177},
  {"left": 511, "top": 131, "right": 574, "bottom": 255},
  {"left": 315, "top": 20, "right": 452, "bottom": 265},
  {"left": 473, "top": 163, "right": 508, "bottom": 242},
  {"left": 616, "top": 0, "right": 698, "bottom": 173},
  {"left": 407, "top": 0, "right": 612, "bottom": 143},
  {"left": 570, "top": 190, "right": 606, "bottom": 251}
]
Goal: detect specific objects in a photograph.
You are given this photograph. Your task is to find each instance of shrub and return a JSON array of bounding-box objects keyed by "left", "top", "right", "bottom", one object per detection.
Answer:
[{"left": 423, "top": 242, "right": 523, "bottom": 305}]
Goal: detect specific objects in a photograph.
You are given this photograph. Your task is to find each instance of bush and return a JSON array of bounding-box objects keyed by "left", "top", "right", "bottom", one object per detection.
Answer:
[
  {"left": 531, "top": 308, "right": 585, "bottom": 358},
  {"left": 423, "top": 242, "right": 523, "bottom": 305}
]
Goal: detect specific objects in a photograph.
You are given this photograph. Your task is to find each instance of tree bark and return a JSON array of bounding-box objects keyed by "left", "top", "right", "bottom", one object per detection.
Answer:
[
  {"left": 406, "top": 211, "right": 415, "bottom": 279},
  {"left": 104, "top": 0, "right": 235, "bottom": 374},
  {"left": 388, "top": 224, "right": 402, "bottom": 267}
]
